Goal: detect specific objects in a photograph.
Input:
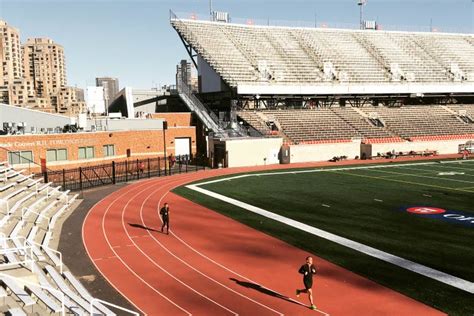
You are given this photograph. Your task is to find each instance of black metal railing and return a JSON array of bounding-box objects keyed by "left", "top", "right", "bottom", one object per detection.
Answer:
[{"left": 34, "top": 155, "right": 208, "bottom": 192}]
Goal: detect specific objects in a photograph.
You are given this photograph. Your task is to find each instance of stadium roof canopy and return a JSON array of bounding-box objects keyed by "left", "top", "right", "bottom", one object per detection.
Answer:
[{"left": 171, "top": 16, "right": 474, "bottom": 97}]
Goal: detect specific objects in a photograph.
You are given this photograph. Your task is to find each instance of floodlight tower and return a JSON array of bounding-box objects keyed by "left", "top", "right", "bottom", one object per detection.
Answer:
[
  {"left": 358, "top": 0, "right": 367, "bottom": 30},
  {"left": 209, "top": 0, "right": 213, "bottom": 20}
]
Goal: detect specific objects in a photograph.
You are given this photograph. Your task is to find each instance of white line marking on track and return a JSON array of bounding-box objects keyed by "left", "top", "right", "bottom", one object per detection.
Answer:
[
  {"left": 153, "top": 175, "right": 330, "bottom": 316},
  {"left": 141, "top": 175, "right": 286, "bottom": 315},
  {"left": 120, "top": 180, "right": 239, "bottom": 315},
  {"left": 91, "top": 180, "right": 193, "bottom": 315}
]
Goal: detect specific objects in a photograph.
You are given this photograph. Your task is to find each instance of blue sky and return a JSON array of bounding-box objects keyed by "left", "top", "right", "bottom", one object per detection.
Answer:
[{"left": 0, "top": 0, "right": 473, "bottom": 89}]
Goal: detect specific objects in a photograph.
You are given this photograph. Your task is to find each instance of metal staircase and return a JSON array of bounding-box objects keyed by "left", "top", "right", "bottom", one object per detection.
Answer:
[{"left": 176, "top": 78, "right": 225, "bottom": 136}]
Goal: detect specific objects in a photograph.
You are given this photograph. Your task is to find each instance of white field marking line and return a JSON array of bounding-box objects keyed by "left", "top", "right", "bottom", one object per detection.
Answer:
[
  {"left": 95, "top": 180, "right": 192, "bottom": 316},
  {"left": 361, "top": 168, "right": 474, "bottom": 185},
  {"left": 412, "top": 164, "right": 474, "bottom": 176},
  {"left": 118, "top": 180, "right": 237, "bottom": 316},
  {"left": 392, "top": 165, "right": 474, "bottom": 179},
  {"left": 155, "top": 179, "right": 330, "bottom": 316},
  {"left": 82, "top": 181, "right": 154, "bottom": 316},
  {"left": 186, "top": 184, "right": 474, "bottom": 295},
  {"left": 195, "top": 161, "right": 450, "bottom": 187},
  {"left": 136, "top": 176, "right": 285, "bottom": 316}
]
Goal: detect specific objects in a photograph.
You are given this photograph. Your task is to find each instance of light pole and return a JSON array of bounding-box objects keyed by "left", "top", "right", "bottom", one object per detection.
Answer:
[{"left": 358, "top": 0, "right": 367, "bottom": 30}]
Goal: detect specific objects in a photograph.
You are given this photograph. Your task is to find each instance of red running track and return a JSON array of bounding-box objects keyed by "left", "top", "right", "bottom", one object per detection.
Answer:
[{"left": 83, "top": 158, "right": 450, "bottom": 316}]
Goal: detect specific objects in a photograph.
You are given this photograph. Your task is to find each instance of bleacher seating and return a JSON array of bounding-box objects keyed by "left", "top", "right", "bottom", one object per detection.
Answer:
[
  {"left": 238, "top": 104, "right": 474, "bottom": 144},
  {"left": 171, "top": 18, "right": 474, "bottom": 87},
  {"left": 0, "top": 165, "right": 119, "bottom": 315}
]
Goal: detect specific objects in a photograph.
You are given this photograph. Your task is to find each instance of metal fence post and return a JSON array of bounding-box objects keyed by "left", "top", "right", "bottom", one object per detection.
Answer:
[
  {"left": 125, "top": 160, "right": 128, "bottom": 182},
  {"left": 112, "top": 161, "right": 116, "bottom": 184},
  {"left": 158, "top": 157, "right": 161, "bottom": 177},
  {"left": 62, "top": 169, "right": 66, "bottom": 191},
  {"left": 147, "top": 158, "right": 151, "bottom": 178},
  {"left": 79, "top": 167, "right": 83, "bottom": 191},
  {"left": 136, "top": 159, "right": 139, "bottom": 180},
  {"left": 163, "top": 155, "right": 167, "bottom": 176}
]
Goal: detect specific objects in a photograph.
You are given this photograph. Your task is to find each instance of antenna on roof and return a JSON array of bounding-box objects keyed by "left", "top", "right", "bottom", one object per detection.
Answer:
[{"left": 357, "top": 0, "right": 367, "bottom": 30}]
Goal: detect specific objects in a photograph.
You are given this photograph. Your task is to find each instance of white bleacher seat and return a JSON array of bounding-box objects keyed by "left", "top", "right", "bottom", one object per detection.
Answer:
[
  {"left": 1, "top": 276, "right": 36, "bottom": 307},
  {"left": 36, "top": 183, "right": 51, "bottom": 193},
  {"left": 63, "top": 270, "right": 115, "bottom": 316},
  {"left": 42, "top": 231, "right": 52, "bottom": 248},
  {"left": 4, "top": 187, "right": 27, "bottom": 204},
  {"left": 16, "top": 174, "right": 33, "bottom": 184},
  {"left": 7, "top": 307, "right": 27, "bottom": 316},
  {"left": 49, "top": 204, "right": 68, "bottom": 229},
  {"left": 25, "top": 284, "right": 62, "bottom": 313},
  {"left": 8, "top": 191, "right": 37, "bottom": 215},
  {"left": 26, "top": 178, "right": 42, "bottom": 189},
  {"left": 42, "top": 247, "right": 61, "bottom": 267},
  {"left": 10, "top": 221, "right": 24, "bottom": 238},
  {"left": 0, "top": 183, "right": 15, "bottom": 192},
  {"left": 26, "top": 226, "right": 39, "bottom": 242},
  {"left": 45, "top": 265, "right": 101, "bottom": 315},
  {"left": 0, "top": 282, "right": 7, "bottom": 303}
]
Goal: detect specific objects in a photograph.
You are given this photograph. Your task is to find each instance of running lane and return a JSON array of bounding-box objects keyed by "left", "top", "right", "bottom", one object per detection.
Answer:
[{"left": 83, "top": 159, "right": 449, "bottom": 316}]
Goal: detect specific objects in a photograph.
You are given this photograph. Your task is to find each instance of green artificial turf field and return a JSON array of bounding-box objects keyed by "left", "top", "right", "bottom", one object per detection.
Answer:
[{"left": 174, "top": 160, "right": 474, "bottom": 315}]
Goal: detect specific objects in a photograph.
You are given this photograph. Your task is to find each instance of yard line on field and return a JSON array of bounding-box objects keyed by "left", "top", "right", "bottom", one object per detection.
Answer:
[
  {"left": 361, "top": 168, "right": 474, "bottom": 185},
  {"left": 424, "top": 163, "right": 474, "bottom": 174},
  {"left": 395, "top": 165, "right": 474, "bottom": 177},
  {"left": 197, "top": 161, "right": 440, "bottom": 186},
  {"left": 186, "top": 184, "right": 474, "bottom": 295},
  {"left": 198, "top": 160, "right": 474, "bottom": 188},
  {"left": 328, "top": 170, "right": 474, "bottom": 193}
]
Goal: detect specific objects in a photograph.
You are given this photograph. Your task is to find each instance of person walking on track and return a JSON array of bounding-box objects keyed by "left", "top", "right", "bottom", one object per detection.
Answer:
[
  {"left": 296, "top": 256, "right": 318, "bottom": 310},
  {"left": 160, "top": 202, "right": 170, "bottom": 235}
]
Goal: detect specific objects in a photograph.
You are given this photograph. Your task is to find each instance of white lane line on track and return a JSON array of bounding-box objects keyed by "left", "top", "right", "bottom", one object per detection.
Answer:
[
  {"left": 83, "top": 183, "right": 149, "bottom": 316},
  {"left": 89, "top": 179, "right": 192, "bottom": 316},
  {"left": 119, "top": 178, "right": 238, "bottom": 316},
  {"left": 137, "top": 175, "right": 286, "bottom": 316},
  {"left": 186, "top": 183, "right": 474, "bottom": 295},
  {"left": 152, "top": 175, "right": 330, "bottom": 316}
]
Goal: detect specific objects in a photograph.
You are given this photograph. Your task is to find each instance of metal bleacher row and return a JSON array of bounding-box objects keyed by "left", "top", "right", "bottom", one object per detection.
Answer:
[
  {"left": 171, "top": 18, "right": 474, "bottom": 86},
  {"left": 0, "top": 162, "right": 125, "bottom": 315},
  {"left": 238, "top": 104, "right": 474, "bottom": 144}
]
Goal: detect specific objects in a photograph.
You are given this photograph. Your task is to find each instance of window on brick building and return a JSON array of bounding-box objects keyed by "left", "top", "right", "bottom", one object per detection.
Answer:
[
  {"left": 8, "top": 151, "right": 33, "bottom": 165},
  {"left": 46, "top": 148, "right": 68, "bottom": 162},
  {"left": 79, "top": 146, "right": 95, "bottom": 159},
  {"left": 103, "top": 144, "right": 115, "bottom": 157}
]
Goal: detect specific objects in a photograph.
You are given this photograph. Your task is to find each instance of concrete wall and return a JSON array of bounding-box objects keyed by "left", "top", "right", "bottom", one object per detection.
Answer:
[
  {"left": 289, "top": 141, "right": 361, "bottom": 163},
  {"left": 225, "top": 137, "right": 282, "bottom": 167},
  {"left": 364, "top": 139, "right": 474, "bottom": 157},
  {"left": 0, "top": 103, "right": 73, "bottom": 131},
  {"left": 85, "top": 87, "right": 105, "bottom": 114},
  {"left": 151, "top": 113, "right": 192, "bottom": 127},
  {"left": 86, "top": 118, "right": 164, "bottom": 131},
  {"left": 198, "top": 55, "right": 223, "bottom": 93}
]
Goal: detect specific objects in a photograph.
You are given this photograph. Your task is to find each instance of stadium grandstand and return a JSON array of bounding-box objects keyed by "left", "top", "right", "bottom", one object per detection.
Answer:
[
  {"left": 169, "top": 11, "right": 474, "bottom": 166},
  {"left": 0, "top": 160, "right": 137, "bottom": 315}
]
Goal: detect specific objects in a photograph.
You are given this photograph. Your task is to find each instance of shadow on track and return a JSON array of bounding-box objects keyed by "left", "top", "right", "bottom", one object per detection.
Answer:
[
  {"left": 229, "top": 278, "right": 307, "bottom": 307},
  {"left": 128, "top": 223, "right": 163, "bottom": 233}
]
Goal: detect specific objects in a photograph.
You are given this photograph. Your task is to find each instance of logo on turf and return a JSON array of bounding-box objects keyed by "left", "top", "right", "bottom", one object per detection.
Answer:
[{"left": 407, "top": 207, "right": 446, "bottom": 215}]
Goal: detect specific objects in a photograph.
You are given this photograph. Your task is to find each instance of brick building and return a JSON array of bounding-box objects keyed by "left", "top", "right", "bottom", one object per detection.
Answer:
[{"left": 0, "top": 113, "right": 196, "bottom": 172}]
